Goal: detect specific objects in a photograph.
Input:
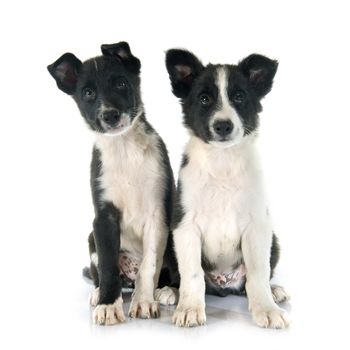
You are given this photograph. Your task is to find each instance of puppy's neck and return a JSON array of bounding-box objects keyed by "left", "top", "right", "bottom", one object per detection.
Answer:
[
  {"left": 186, "top": 133, "right": 261, "bottom": 178},
  {"left": 94, "top": 115, "right": 151, "bottom": 156}
]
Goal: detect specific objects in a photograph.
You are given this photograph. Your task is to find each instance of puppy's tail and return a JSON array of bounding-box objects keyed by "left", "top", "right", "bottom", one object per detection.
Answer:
[{"left": 82, "top": 266, "right": 92, "bottom": 280}]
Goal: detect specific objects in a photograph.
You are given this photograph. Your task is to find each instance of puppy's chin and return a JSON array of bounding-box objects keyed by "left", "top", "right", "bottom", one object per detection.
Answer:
[
  {"left": 209, "top": 139, "right": 238, "bottom": 149},
  {"left": 209, "top": 129, "right": 244, "bottom": 149},
  {"left": 103, "top": 124, "right": 132, "bottom": 137},
  {"left": 209, "top": 136, "right": 244, "bottom": 149}
]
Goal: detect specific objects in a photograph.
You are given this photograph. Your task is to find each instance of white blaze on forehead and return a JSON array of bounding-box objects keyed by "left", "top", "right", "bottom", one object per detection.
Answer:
[
  {"left": 216, "top": 66, "right": 231, "bottom": 117},
  {"left": 214, "top": 67, "right": 242, "bottom": 128},
  {"left": 207, "top": 66, "right": 244, "bottom": 147}
]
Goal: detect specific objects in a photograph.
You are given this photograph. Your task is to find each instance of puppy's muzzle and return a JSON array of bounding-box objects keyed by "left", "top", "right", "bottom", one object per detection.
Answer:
[{"left": 100, "top": 110, "right": 120, "bottom": 128}]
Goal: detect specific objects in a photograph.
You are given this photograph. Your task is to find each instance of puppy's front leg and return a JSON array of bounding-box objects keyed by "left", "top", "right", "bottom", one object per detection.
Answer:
[
  {"left": 129, "top": 210, "right": 167, "bottom": 319},
  {"left": 172, "top": 223, "right": 206, "bottom": 327},
  {"left": 242, "top": 221, "right": 289, "bottom": 329},
  {"left": 92, "top": 203, "right": 125, "bottom": 325}
]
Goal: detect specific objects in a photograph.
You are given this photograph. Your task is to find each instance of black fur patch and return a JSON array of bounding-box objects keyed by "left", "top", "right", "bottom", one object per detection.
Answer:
[
  {"left": 156, "top": 135, "right": 175, "bottom": 228},
  {"left": 92, "top": 202, "right": 122, "bottom": 305},
  {"left": 270, "top": 233, "right": 280, "bottom": 279},
  {"left": 171, "top": 180, "right": 185, "bottom": 231},
  {"left": 101, "top": 42, "right": 141, "bottom": 74},
  {"left": 87, "top": 232, "right": 99, "bottom": 287},
  {"left": 238, "top": 54, "right": 278, "bottom": 99},
  {"left": 181, "top": 64, "right": 219, "bottom": 143},
  {"left": 166, "top": 49, "right": 204, "bottom": 98}
]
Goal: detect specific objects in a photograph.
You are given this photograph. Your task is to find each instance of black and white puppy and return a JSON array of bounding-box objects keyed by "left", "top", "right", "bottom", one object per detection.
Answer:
[
  {"left": 48, "top": 42, "right": 176, "bottom": 325},
  {"left": 166, "top": 49, "right": 290, "bottom": 328}
]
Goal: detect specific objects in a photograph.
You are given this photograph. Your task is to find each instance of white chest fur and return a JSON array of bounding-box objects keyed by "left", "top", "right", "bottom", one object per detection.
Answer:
[
  {"left": 95, "top": 127, "right": 165, "bottom": 257},
  {"left": 179, "top": 135, "right": 268, "bottom": 271}
]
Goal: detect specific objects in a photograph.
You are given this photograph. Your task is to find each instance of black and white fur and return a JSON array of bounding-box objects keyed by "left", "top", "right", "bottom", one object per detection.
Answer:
[
  {"left": 48, "top": 42, "right": 177, "bottom": 325},
  {"left": 165, "top": 49, "right": 290, "bottom": 328}
]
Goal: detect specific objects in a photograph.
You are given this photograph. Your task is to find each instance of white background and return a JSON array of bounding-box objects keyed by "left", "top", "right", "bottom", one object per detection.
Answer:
[{"left": 1, "top": 0, "right": 349, "bottom": 349}]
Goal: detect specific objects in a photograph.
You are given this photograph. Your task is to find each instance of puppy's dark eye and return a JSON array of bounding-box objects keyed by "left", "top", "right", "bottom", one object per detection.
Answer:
[
  {"left": 199, "top": 94, "right": 211, "bottom": 105},
  {"left": 116, "top": 80, "right": 126, "bottom": 89},
  {"left": 232, "top": 91, "right": 246, "bottom": 104},
  {"left": 83, "top": 88, "right": 96, "bottom": 101}
]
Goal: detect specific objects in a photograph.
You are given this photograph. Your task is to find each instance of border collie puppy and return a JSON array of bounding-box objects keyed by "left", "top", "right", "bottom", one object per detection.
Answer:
[
  {"left": 48, "top": 42, "right": 176, "bottom": 325},
  {"left": 165, "top": 49, "right": 290, "bottom": 328}
]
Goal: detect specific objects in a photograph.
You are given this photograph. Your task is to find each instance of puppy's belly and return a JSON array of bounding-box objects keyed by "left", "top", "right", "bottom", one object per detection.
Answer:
[
  {"left": 193, "top": 186, "right": 248, "bottom": 292},
  {"left": 197, "top": 204, "right": 245, "bottom": 265}
]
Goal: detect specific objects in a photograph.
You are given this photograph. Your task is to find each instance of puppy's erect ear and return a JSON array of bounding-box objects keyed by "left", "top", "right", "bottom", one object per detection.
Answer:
[
  {"left": 166, "top": 49, "right": 204, "bottom": 98},
  {"left": 101, "top": 42, "right": 141, "bottom": 73},
  {"left": 47, "top": 53, "right": 82, "bottom": 95},
  {"left": 238, "top": 54, "right": 278, "bottom": 98}
]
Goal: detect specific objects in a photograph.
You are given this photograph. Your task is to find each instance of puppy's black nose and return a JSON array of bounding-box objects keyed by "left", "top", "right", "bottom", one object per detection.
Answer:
[
  {"left": 213, "top": 120, "right": 234, "bottom": 137},
  {"left": 101, "top": 110, "right": 120, "bottom": 127}
]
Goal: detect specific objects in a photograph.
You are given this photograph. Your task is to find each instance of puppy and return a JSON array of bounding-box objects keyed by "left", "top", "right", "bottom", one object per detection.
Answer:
[
  {"left": 48, "top": 42, "right": 176, "bottom": 325},
  {"left": 165, "top": 49, "right": 290, "bottom": 328}
]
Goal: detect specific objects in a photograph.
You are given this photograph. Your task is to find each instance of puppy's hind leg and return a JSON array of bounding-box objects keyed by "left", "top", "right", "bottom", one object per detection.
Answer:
[
  {"left": 268, "top": 234, "right": 290, "bottom": 304},
  {"left": 271, "top": 284, "right": 290, "bottom": 304},
  {"left": 155, "top": 235, "right": 180, "bottom": 306},
  {"left": 155, "top": 286, "right": 178, "bottom": 306}
]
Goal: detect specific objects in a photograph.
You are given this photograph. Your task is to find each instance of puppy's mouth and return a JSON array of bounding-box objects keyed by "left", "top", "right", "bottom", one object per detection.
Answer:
[
  {"left": 209, "top": 129, "right": 243, "bottom": 148},
  {"left": 101, "top": 114, "right": 132, "bottom": 136}
]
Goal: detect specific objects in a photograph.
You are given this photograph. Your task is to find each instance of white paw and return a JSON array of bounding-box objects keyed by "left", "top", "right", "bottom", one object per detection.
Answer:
[
  {"left": 93, "top": 297, "right": 125, "bottom": 325},
  {"left": 271, "top": 284, "right": 290, "bottom": 304},
  {"left": 89, "top": 287, "right": 99, "bottom": 307},
  {"left": 172, "top": 304, "right": 206, "bottom": 327},
  {"left": 155, "top": 286, "right": 178, "bottom": 305},
  {"left": 128, "top": 299, "right": 160, "bottom": 319},
  {"left": 252, "top": 305, "right": 290, "bottom": 329}
]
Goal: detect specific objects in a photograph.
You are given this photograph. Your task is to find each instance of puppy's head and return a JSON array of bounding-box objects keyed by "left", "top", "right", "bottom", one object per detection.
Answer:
[
  {"left": 48, "top": 42, "right": 142, "bottom": 136},
  {"left": 166, "top": 49, "right": 278, "bottom": 147}
]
